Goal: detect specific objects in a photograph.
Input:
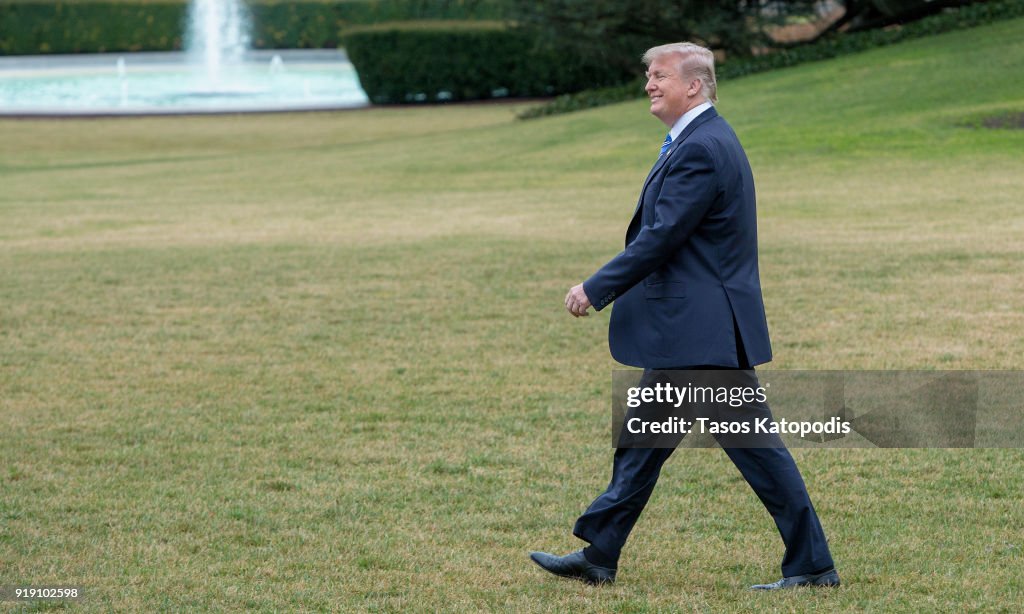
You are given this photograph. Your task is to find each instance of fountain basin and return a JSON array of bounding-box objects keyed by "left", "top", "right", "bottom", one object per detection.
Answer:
[{"left": 0, "top": 49, "right": 369, "bottom": 116}]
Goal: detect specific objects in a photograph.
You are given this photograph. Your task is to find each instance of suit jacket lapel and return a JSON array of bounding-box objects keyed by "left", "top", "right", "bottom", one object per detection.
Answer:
[{"left": 630, "top": 107, "right": 720, "bottom": 221}]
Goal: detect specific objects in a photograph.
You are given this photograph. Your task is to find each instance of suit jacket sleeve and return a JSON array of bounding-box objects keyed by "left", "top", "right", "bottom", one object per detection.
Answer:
[{"left": 583, "top": 142, "right": 719, "bottom": 311}]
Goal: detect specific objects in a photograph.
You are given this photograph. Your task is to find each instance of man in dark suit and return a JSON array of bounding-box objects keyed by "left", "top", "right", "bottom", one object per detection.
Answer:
[{"left": 530, "top": 43, "right": 839, "bottom": 590}]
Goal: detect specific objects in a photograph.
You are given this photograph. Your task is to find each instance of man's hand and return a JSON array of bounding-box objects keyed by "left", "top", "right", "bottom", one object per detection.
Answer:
[{"left": 565, "top": 283, "right": 592, "bottom": 318}]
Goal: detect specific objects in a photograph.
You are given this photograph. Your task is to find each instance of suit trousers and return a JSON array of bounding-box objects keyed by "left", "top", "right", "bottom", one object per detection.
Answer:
[{"left": 572, "top": 366, "right": 835, "bottom": 577}]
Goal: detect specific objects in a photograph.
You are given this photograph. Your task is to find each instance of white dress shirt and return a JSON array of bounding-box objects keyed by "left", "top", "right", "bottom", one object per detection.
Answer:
[{"left": 668, "top": 101, "right": 714, "bottom": 143}]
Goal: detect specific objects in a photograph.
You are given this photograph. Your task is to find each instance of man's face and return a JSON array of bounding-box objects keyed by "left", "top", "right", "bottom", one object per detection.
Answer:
[{"left": 645, "top": 54, "right": 696, "bottom": 126}]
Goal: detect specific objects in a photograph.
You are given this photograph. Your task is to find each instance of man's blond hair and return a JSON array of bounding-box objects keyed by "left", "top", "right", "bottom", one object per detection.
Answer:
[{"left": 642, "top": 42, "right": 717, "bottom": 103}]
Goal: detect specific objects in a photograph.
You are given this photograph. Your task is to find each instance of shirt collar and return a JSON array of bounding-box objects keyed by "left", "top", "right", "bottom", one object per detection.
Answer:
[{"left": 668, "top": 101, "right": 714, "bottom": 142}]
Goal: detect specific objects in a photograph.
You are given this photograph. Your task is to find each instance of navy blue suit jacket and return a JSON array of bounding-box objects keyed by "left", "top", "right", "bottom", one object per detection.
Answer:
[{"left": 582, "top": 107, "right": 772, "bottom": 369}]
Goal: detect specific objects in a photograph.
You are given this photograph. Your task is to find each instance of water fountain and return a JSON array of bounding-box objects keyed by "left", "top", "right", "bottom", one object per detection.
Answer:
[{"left": 0, "top": 0, "right": 368, "bottom": 115}]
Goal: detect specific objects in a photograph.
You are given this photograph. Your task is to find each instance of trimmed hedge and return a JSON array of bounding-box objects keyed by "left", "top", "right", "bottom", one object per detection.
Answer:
[
  {"left": 0, "top": 2, "right": 183, "bottom": 54},
  {"left": 0, "top": 0, "right": 509, "bottom": 55},
  {"left": 520, "top": 0, "right": 1024, "bottom": 119},
  {"left": 343, "top": 21, "right": 629, "bottom": 103}
]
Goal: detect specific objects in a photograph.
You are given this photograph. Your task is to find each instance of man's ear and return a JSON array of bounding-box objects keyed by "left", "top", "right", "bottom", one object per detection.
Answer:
[{"left": 688, "top": 78, "right": 702, "bottom": 97}]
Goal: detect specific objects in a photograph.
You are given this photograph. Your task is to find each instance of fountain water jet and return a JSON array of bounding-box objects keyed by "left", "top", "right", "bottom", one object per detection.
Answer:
[{"left": 186, "top": 0, "right": 250, "bottom": 88}]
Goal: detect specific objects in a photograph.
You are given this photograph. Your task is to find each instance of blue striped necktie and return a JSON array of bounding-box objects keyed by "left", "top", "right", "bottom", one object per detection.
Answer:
[{"left": 660, "top": 133, "right": 672, "bottom": 157}]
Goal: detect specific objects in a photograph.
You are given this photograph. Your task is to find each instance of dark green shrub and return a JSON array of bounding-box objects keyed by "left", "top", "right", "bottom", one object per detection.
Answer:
[
  {"left": 343, "top": 21, "right": 628, "bottom": 103},
  {"left": 0, "top": 2, "right": 184, "bottom": 54}
]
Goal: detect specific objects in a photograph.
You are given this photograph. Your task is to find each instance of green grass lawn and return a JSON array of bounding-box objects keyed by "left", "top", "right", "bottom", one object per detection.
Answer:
[{"left": 2, "top": 18, "right": 1023, "bottom": 613}]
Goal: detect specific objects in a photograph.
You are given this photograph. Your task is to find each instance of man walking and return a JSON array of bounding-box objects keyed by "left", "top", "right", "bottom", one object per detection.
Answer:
[{"left": 530, "top": 43, "right": 839, "bottom": 590}]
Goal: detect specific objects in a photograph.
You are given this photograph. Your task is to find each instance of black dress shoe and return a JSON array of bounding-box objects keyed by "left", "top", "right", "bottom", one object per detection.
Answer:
[
  {"left": 750, "top": 568, "right": 840, "bottom": 590},
  {"left": 529, "top": 550, "right": 616, "bottom": 585}
]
